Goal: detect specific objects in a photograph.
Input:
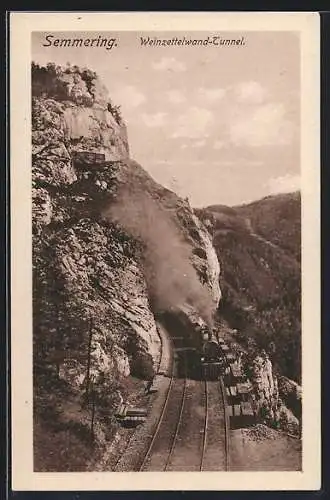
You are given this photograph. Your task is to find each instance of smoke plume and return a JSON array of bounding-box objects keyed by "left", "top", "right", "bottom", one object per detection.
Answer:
[{"left": 104, "top": 186, "right": 214, "bottom": 326}]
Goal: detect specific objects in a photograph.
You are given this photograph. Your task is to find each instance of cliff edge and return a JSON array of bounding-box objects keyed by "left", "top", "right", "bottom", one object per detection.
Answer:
[{"left": 32, "top": 62, "right": 220, "bottom": 471}]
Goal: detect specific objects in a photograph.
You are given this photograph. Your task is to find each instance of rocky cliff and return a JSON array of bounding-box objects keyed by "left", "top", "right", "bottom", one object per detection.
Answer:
[
  {"left": 248, "top": 353, "right": 300, "bottom": 436},
  {"left": 32, "top": 63, "right": 220, "bottom": 471}
]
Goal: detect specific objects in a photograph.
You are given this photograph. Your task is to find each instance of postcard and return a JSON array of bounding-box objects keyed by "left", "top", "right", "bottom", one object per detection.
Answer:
[{"left": 10, "top": 11, "right": 320, "bottom": 491}]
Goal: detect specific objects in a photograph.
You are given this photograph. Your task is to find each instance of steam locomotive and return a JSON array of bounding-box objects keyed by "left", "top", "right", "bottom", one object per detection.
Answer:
[
  {"left": 156, "top": 307, "right": 226, "bottom": 380},
  {"left": 200, "top": 331, "right": 226, "bottom": 380}
]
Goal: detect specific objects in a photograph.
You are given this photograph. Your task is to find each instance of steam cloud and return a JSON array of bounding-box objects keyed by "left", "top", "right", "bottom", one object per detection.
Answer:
[{"left": 105, "top": 186, "right": 214, "bottom": 327}]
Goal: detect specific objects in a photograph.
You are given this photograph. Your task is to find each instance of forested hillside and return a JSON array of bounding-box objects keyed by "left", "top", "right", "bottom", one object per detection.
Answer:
[{"left": 197, "top": 192, "right": 301, "bottom": 383}]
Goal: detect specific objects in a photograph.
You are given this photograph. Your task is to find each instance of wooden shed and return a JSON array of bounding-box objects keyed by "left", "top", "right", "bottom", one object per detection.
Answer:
[{"left": 72, "top": 151, "right": 110, "bottom": 169}]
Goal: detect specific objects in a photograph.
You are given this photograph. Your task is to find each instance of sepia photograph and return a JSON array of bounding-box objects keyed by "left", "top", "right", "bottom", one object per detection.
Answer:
[{"left": 10, "top": 12, "right": 320, "bottom": 491}]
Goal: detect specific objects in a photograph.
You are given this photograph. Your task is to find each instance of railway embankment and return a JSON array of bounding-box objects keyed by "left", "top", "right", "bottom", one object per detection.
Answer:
[
  {"left": 229, "top": 424, "right": 302, "bottom": 471},
  {"left": 113, "top": 320, "right": 230, "bottom": 472},
  {"left": 215, "top": 320, "right": 302, "bottom": 471},
  {"left": 111, "top": 322, "right": 173, "bottom": 471},
  {"left": 201, "top": 379, "right": 228, "bottom": 471}
]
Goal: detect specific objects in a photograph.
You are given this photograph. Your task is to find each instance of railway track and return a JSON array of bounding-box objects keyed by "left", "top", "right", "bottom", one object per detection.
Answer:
[
  {"left": 140, "top": 352, "right": 229, "bottom": 471},
  {"left": 200, "top": 377, "right": 229, "bottom": 471},
  {"left": 115, "top": 328, "right": 230, "bottom": 472},
  {"left": 220, "top": 376, "right": 230, "bottom": 471},
  {"left": 139, "top": 350, "right": 188, "bottom": 471},
  {"left": 200, "top": 379, "right": 209, "bottom": 471},
  {"left": 113, "top": 325, "right": 173, "bottom": 472},
  {"left": 164, "top": 353, "right": 188, "bottom": 471},
  {"left": 138, "top": 360, "right": 176, "bottom": 471}
]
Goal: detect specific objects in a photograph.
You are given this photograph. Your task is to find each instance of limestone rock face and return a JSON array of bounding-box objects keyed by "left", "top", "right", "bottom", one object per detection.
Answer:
[
  {"left": 251, "top": 355, "right": 275, "bottom": 401},
  {"left": 32, "top": 187, "right": 53, "bottom": 226},
  {"left": 248, "top": 351, "right": 300, "bottom": 436},
  {"left": 192, "top": 213, "right": 221, "bottom": 306},
  {"left": 32, "top": 63, "right": 221, "bottom": 420},
  {"left": 63, "top": 106, "right": 129, "bottom": 161}
]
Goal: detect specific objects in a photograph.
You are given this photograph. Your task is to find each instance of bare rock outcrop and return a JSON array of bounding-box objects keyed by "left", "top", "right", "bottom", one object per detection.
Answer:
[
  {"left": 247, "top": 351, "right": 300, "bottom": 436},
  {"left": 32, "top": 62, "right": 221, "bottom": 470}
]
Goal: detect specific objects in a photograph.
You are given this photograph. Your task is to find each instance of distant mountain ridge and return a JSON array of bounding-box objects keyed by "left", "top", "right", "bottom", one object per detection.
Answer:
[
  {"left": 233, "top": 191, "right": 301, "bottom": 260},
  {"left": 196, "top": 191, "right": 301, "bottom": 383}
]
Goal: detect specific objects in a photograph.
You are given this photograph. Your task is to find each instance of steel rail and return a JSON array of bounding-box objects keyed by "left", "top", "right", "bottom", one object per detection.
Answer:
[
  {"left": 115, "top": 329, "right": 173, "bottom": 472},
  {"left": 200, "top": 378, "right": 209, "bottom": 471},
  {"left": 164, "top": 352, "right": 188, "bottom": 471},
  {"left": 138, "top": 356, "right": 176, "bottom": 471},
  {"left": 219, "top": 376, "right": 230, "bottom": 471}
]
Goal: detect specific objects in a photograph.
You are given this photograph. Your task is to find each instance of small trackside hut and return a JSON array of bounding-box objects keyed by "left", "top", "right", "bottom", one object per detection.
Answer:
[
  {"left": 71, "top": 150, "right": 118, "bottom": 174},
  {"left": 72, "top": 151, "right": 108, "bottom": 167},
  {"left": 115, "top": 405, "right": 147, "bottom": 427}
]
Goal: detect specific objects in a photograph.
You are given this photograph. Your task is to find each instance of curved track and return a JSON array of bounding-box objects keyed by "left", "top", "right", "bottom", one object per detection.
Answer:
[
  {"left": 200, "top": 379, "right": 209, "bottom": 471},
  {"left": 139, "top": 350, "right": 188, "bottom": 471},
  {"left": 164, "top": 353, "right": 188, "bottom": 471},
  {"left": 139, "top": 349, "right": 229, "bottom": 471},
  {"left": 138, "top": 359, "right": 176, "bottom": 471},
  {"left": 200, "top": 377, "right": 229, "bottom": 471}
]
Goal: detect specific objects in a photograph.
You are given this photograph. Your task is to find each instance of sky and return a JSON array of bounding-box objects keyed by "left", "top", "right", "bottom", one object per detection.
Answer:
[{"left": 32, "top": 31, "right": 300, "bottom": 207}]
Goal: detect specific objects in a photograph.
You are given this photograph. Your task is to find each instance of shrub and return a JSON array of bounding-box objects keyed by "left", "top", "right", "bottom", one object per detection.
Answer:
[{"left": 129, "top": 351, "right": 155, "bottom": 381}]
